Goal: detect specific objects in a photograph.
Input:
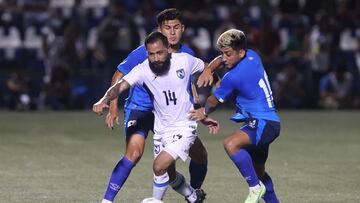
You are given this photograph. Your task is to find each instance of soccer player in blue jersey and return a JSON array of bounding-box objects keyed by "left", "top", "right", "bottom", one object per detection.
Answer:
[
  {"left": 100, "top": 9, "right": 208, "bottom": 203},
  {"left": 190, "top": 29, "right": 281, "bottom": 203}
]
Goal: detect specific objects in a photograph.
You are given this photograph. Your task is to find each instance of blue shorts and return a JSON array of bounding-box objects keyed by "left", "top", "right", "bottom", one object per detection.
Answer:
[
  {"left": 123, "top": 109, "right": 154, "bottom": 138},
  {"left": 240, "top": 118, "right": 280, "bottom": 164}
]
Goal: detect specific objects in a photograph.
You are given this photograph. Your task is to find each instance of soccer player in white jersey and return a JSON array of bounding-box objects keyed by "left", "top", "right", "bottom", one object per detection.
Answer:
[{"left": 93, "top": 31, "right": 219, "bottom": 203}]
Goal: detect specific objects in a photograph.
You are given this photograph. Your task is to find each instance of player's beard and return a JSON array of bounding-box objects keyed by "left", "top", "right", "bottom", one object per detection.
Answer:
[{"left": 149, "top": 55, "right": 171, "bottom": 76}]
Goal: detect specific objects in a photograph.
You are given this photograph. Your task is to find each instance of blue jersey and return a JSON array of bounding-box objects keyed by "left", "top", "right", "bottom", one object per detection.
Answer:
[
  {"left": 214, "top": 49, "right": 280, "bottom": 122},
  {"left": 117, "top": 44, "right": 195, "bottom": 111}
]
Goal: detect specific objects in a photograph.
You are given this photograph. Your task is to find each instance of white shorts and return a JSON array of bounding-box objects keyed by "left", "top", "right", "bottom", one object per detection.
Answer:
[{"left": 153, "top": 125, "right": 197, "bottom": 162}]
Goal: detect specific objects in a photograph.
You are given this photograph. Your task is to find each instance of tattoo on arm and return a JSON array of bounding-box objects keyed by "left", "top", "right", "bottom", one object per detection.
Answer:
[
  {"left": 109, "top": 71, "right": 124, "bottom": 106},
  {"left": 102, "top": 79, "right": 130, "bottom": 104}
]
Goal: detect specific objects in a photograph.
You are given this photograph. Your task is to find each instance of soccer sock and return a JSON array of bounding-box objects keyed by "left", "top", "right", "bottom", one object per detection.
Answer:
[
  {"left": 153, "top": 173, "right": 169, "bottom": 200},
  {"left": 170, "top": 172, "right": 194, "bottom": 198},
  {"left": 189, "top": 160, "right": 207, "bottom": 189},
  {"left": 229, "top": 149, "right": 259, "bottom": 187},
  {"left": 262, "top": 172, "right": 280, "bottom": 203},
  {"left": 103, "top": 156, "right": 135, "bottom": 201}
]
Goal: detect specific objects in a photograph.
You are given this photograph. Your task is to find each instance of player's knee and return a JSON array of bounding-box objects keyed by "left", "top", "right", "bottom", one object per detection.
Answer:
[
  {"left": 153, "top": 161, "right": 166, "bottom": 176},
  {"left": 189, "top": 138, "right": 208, "bottom": 163},
  {"left": 190, "top": 146, "right": 208, "bottom": 164},
  {"left": 125, "top": 149, "right": 143, "bottom": 164},
  {"left": 223, "top": 137, "right": 239, "bottom": 153}
]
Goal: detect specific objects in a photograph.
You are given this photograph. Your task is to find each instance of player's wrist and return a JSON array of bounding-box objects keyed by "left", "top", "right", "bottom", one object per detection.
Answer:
[
  {"left": 202, "top": 108, "right": 208, "bottom": 118},
  {"left": 205, "top": 67, "right": 214, "bottom": 74}
]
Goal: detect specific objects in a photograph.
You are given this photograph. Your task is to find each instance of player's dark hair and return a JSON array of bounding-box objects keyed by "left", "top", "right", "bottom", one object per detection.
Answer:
[
  {"left": 145, "top": 31, "right": 169, "bottom": 48},
  {"left": 156, "top": 8, "right": 183, "bottom": 25}
]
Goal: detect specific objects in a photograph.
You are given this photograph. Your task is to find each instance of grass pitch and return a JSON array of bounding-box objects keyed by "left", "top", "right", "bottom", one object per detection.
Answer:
[{"left": 0, "top": 110, "right": 359, "bottom": 203}]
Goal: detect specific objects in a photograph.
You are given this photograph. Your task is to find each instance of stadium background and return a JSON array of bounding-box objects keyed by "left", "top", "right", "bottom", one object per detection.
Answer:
[
  {"left": 0, "top": 0, "right": 360, "bottom": 203},
  {"left": 0, "top": 0, "right": 359, "bottom": 110}
]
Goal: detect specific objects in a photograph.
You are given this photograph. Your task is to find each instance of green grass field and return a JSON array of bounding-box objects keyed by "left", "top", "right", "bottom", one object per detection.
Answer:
[{"left": 1, "top": 110, "right": 359, "bottom": 203}]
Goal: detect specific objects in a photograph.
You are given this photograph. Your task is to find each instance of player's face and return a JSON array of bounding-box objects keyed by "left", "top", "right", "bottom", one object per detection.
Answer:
[
  {"left": 159, "top": 19, "right": 185, "bottom": 46},
  {"left": 147, "top": 40, "right": 171, "bottom": 75},
  {"left": 220, "top": 47, "right": 245, "bottom": 69}
]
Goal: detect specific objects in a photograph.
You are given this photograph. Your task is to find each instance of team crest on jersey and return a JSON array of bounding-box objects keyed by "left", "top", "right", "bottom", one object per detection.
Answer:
[
  {"left": 176, "top": 69, "right": 185, "bottom": 79},
  {"left": 154, "top": 144, "right": 160, "bottom": 155}
]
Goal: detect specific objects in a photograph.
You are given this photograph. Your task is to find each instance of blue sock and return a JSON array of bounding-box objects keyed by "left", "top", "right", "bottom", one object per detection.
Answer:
[
  {"left": 189, "top": 160, "right": 207, "bottom": 189},
  {"left": 229, "top": 149, "right": 259, "bottom": 187},
  {"left": 262, "top": 172, "right": 279, "bottom": 203},
  {"left": 104, "top": 156, "right": 135, "bottom": 201}
]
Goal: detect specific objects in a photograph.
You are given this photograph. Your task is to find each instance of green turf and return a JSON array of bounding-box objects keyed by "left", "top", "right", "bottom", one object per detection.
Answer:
[{"left": 0, "top": 110, "right": 359, "bottom": 203}]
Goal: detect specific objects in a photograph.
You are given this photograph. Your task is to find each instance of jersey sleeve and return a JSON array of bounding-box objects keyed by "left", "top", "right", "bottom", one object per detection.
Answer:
[
  {"left": 122, "top": 64, "right": 143, "bottom": 86},
  {"left": 117, "top": 45, "right": 147, "bottom": 75},
  {"left": 188, "top": 55, "right": 205, "bottom": 74},
  {"left": 180, "top": 44, "right": 195, "bottom": 56},
  {"left": 214, "top": 73, "right": 236, "bottom": 103}
]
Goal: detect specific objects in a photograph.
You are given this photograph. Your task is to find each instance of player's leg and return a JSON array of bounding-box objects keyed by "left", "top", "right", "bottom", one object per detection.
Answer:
[
  {"left": 101, "top": 110, "right": 150, "bottom": 203},
  {"left": 152, "top": 150, "right": 175, "bottom": 200},
  {"left": 251, "top": 120, "right": 281, "bottom": 203},
  {"left": 254, "top": 164, "right": 279, "bottom": 203},
  {"left": 188, "top": 137, "right": 208, "bottom": 189},
  {"left": 223, "top": 118, "right": 267, "bottom": 202},
  {"left": 153, "top": 129, "right": 204, "bottom": 202},
  {"left": 223, "top": 130, "right": 261, "bottom": 188},
  {"left": 102, "top": 134, "right": 144, "bottom": 203},
  {"left": 166, "top": 162, "right": 205, "bottom": 203}
]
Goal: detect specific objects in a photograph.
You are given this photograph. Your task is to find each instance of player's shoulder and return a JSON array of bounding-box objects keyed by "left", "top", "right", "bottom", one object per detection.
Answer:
[
  {"left": 179, "top": 44, "right": 195, "bottom": 56},
  {"left": 171, "top": 52, "right": 201, "bottom": 66},
  {"left": 235, "top": 49, "right": 262, "bottom": 72},
  {"left": 129, "top": 44, "right": 147, "bottom": 57},
  {"left": 172, "top": 52, "right": 193, "bottom": 59},
  {"left": 244, "top": 49, "right": 261, "bottom": 62},
  {"left": 118, "top": 44, "right": 146, "bottom": 68}
]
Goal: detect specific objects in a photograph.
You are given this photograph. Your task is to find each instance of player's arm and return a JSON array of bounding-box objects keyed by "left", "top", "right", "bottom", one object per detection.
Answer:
[
  {"left": 190, "top": 72, "right": 235, "bottom": 121},
  {"left": 188, "top": 95, "right": 220, "bottom": 121},
  {"left": 105, "top": 45, "right": 147, "bottom": 129},
  {"left": 106, "top": 70, "right": 124, "bottom": 129},
  {"left": 109, "top": 71, "right": 124, "bottom": 108},
  {"left": 197, "top": 55, "right": 223, "bottom": 87},
  {"left": 92, "top": 80, "right": 130, "bottom": 115}
]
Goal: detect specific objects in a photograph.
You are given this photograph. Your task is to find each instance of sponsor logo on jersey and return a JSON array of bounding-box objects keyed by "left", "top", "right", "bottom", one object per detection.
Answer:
[{"left": 176, "top": 68, "right": 185, "bottom": 79}]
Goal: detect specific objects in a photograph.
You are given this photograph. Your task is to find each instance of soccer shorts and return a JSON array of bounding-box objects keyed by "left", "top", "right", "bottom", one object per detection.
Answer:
[
  {"left": 153, "top": 126, "right": 197, "bottom": 162},
  {"left": 123, "top": 109, "right": 154, "bottom": 138},
  {"left": 240, "top": 118, "right": 280, "bottom": 164}
]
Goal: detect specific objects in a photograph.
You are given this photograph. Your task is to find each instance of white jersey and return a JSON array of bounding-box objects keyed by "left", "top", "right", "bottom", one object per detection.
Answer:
[{"left": 123, "top": 52, "right": 205, "bottom": 134}]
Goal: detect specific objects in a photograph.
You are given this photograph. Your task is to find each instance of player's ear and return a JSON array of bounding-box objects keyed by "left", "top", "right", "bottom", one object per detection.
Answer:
[
  {"left": 239, "top": 49, "right": 246, "bottom": 58},
  {"left": 181, "top": 24, "right": 185, "bottom": 33}
]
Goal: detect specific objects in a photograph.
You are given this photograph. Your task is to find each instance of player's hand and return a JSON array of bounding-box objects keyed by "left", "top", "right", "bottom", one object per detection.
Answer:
[
  {"left": 201, "top": 117, "right": 220, "bottom": 134},
  {"left": 106, "top": 105, "right": 120, "bottom": 130},
  {"left": 92, "top": 100, "right": 109, "bottom": 116},
  {"left": 188, "top": 107, "right": 207, "bottom": 121},
  {"left": 197, "top": 68, "right": 213, "bottom": 87}
]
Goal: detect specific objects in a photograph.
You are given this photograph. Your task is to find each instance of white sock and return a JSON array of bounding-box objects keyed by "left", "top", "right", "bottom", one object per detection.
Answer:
[
  {"left": 170, "top": 172, "right": 194, "bottom": 198},
  {"left": 153, "top": 173, "right": 169, "bottom": 200},
  {"left": 101, "top": 199, "right": 112, "bottom": 203}
]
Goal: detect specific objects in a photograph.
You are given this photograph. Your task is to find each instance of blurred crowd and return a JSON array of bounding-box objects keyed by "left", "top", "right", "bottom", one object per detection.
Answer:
[{"left": 0, "top": 0, "right": 359, "bottom": 110}]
